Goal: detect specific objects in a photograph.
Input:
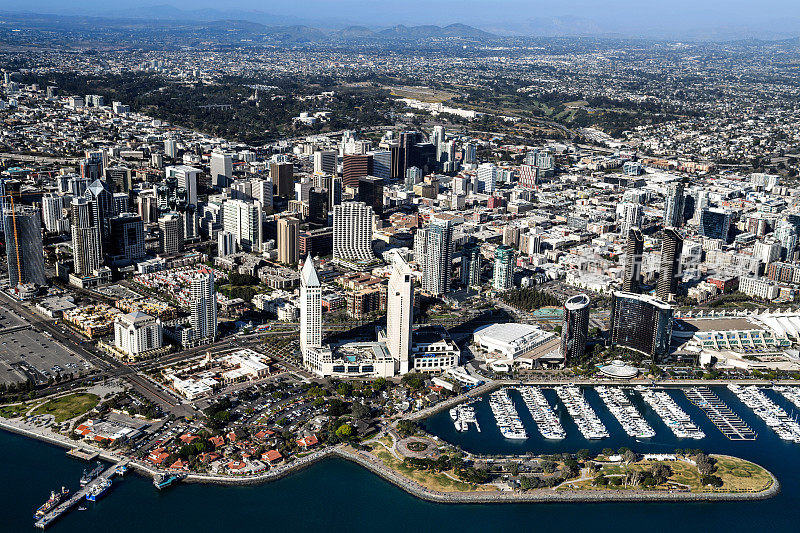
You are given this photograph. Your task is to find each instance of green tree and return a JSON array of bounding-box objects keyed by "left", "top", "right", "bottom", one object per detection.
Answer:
[{"left": 335, "top": 423, "right": 354, "bottom": 439}]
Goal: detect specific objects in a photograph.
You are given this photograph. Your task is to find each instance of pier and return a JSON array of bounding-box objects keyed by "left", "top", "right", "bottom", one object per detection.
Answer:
[
  {"left": 34, "top": 460, "right": 128, "bottom": 530},
  {"left": 684, "top": 387, "right": 756, "bottom": 441},
  {"left": 66, "top": 448, "right": 99, "bottom": 461}
]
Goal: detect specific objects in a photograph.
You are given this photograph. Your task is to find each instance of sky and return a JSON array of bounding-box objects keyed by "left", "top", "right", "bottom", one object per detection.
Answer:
[{"left": 4, "top": 1, "right": 800, "bottom": 36}]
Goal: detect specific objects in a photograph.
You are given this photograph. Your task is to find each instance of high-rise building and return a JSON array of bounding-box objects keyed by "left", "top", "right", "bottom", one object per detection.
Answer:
[
  {"left": 271, "top": 162, "right": 294, "bottom": 200},
  {"left": 330, "top": 176, "right": 343, "bottom": 208},
  {"left": 164, "top": 139, "right": 178, "bottom": 159},
  {"left": 313, "top": 150, "right": 337, "bottom": 175},
  {"left": 84, "top": 179, "right": 114, "bottom": 239},
  {"left": 4, "top": 206, "right": 46, "bottom": 287},
  {"left": 502, "top": 226, "right": 520, "bottom": 248},
  {"left": 277, "top": 216, "right": 300, "bottom": 265},
  {"left": 165, "top": 165, "right": 200, "bottom": 206},
  {"left": 41, "top": 193, "right": 69, "bottom": 234},
  {"left": 561, "top": 294, "right": 590, "bottom": 362},
  {"left": 663, "top": 182, "right": 685, "bottom": 228},
  {"left": 369, "top": 150, "right": 391, "bottom": 180},
  {"left": 114, "top": 311, "right": 162, "bottom": 357},
  {"left": 80, "top": 152, "right": 104, "bottom": 181},
  {"left": 112, "top": 192, "right": 129, "bottom": 215},
  {"left": 307, "top": 187, "right": 329, "bottom": 226},
  {"left": 210, "top": 151, "right": 234, "bottom": 188},
  {"left": 618, "top": 202, "right": 643, "bottom": 236},
  {"left": 158, "top": 212, "right": 184, "bottom": 256},
  {"left": 699, "top": 207, "right": 731, "bottom": 242},
  {"left": 332, "top": 202, "right": 374, "bottom": 265},
  {"left": 775, "top": 218, "right": 797, "bottom": 260},
  {"left": 476, "top": 163, "right": 497, "bottom": 194},
  {"left": 463, "top": 142, "right": 477, "bottom": 164},
  {"left": 189, "top": 269, "right": 217, "bottom": 343},
  {"left": 300, "top": 256, "right": 322, "bottom": 363},
  {"left": 223, "top": 199, "right": 262, "bottom": 252},
  {"left": 109, "top": 213, "right": 145, "bottom": 261},
  {"left": 610, "top": 291, "right": 673, "bottom": 360},
  {"left": 461, "top": 240, "right": 482, "bottom": 287},
  {"left": 423, "top": 217, "right": 453, "bottom": 296},
  {"left": 342, "top": 154, "right": 373, "bottom": 188},
  {"left": 492, "top": 244, "right": 514, "bottom": 291},
  {"left": 358, "top": 176, "right": 384, "bottom": 216},
  {"left": 218, "top": 230, "right": 236, "bottom": 257},
  {"left": 657, "top": 228, "right": 684, "bottom": 302},
  {"left": 414, "top": 227, "right": 429, "bottom": 266},
  {"left": 71, "top": 197, "right": 102, "bottom": 277},
  {"left": 387, "top": 254, "right": 414, "bottom": 373},
  {"left": 622, "top": 227, "right": 644, "bottom": 293},
  {"left": 104, "top": 166, "right": 132, "bottom": 194}
]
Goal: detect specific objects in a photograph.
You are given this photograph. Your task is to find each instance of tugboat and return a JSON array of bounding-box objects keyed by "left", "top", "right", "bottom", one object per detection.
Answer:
[
  {"left": 80, "top": 462, "right": 104, "bottom": 486},
  {"left": 153, "top": 473, "right": 184, "bottom": 490},
  {"left": 86, "top": 478, "right": 112, "bottom": 502},
  {"left": 34, "top": 487, "right": 69, "bottom": 519}
]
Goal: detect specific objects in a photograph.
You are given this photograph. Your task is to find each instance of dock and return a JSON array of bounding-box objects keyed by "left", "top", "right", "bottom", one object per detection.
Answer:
[
  {"left": 34, "top": 460, "right": 128, "bottom": 530},
  {"left": 684, "top": 387, "right": 756, "bottom": 441},
  {"left": 66, "top": 448, "right": 99, "bottom": 461}
]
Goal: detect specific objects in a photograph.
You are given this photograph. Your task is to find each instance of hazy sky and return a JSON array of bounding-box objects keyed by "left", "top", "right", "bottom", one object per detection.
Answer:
[{"left": 5, "top": 1, "right": 800, "bottom": 31}]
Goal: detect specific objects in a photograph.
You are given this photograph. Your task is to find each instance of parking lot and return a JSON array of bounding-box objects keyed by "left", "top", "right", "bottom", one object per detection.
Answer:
[{"left": 0, "top": 308, "right": 92, "bottom": 385}]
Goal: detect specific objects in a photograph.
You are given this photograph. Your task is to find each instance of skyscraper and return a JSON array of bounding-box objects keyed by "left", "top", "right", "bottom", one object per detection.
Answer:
[
  {"left": 210, "top": 151, "right": 233, "bottom": 188},
  {"left": 271, "top": 162, "right": 294, "bottom": 200},
  {"left": 618, "top": 202, "right": 643, "bottom": 236},
  {"left": 84, "top": 178, "right": 114, "bottom": 239},
  {"left": 657, "top": 228, "right": 683, "bottom": 302},
  {"left": 663, "top": 182, "right": 685, "bottom": 228},
  {"left": 492, "top": 244, "right": 514, "bottom": 291},
  {"left": 158, "top": 212, "right": 184, "bottom": 256},
  {"left": 699, "top": 207, "right": 731, "bottom": 242},
  {"left": 218, "top": 230, "right": 236, "bottom": 257},
  {"left": 71, "top": 197, "right": 102, "bottom": 277},
  {"left": 461, "top": 240, "right": 482, "bottom": 288},
  {"left": 342, "top": 154, "right": 373, "bottom": 188},
  {"left": 165, "top": 165, "right": 199, "bottom": 206},
  {"left": 423, "top": 217, "right": 453, "bottom": 296},
  {"left": 223, "top": 199, "right": 262, "bottom": 252},
  {"left": 109, "top": 213, "right": 145, "bottom": 261},
  {"left": 610, "top": 291, "right": 673, "bottom": 360},
  {"left": 775, "top": 218, "right": 798, "bottom": 260},
  {"left": 300, "top": 256, "right": 322, "bottom": 363},
  {"left": 277, "top": 216, "right": 300, "bottom": 265},
  {"left": 387, "top": 254, "right": 414, "bottom": 373},
  {"left": 190, "top": 269, "right": 217, "bottom": 343},
  {"left": 561, "top": 294, "right": 590, "bottom": 362},
  {"left": 358, "top": 176, "right": 384, "bottom": 216},
  {"left": 476, "top": 163, "right": 497, "bottom": 194},
  {"left": 313, "top": 150, "right": 337, "bottom": 175},
  {"left": 307, "top": 187, "right": 330, "bottom": 227},
  {"left": 104, "top": 166, "right": 132, "bottom": 194},
  {"left": 41, "top": 193, "right": 69, "bottom": 234},
  {"left": 332, "top": 202, "right": 374, "bottom": 266},
  {"left": 4, "top": 206, "right": 46, "bottom": 287},
  {"left": 622, "top": 227, "right": 644, "bottom": 293}
]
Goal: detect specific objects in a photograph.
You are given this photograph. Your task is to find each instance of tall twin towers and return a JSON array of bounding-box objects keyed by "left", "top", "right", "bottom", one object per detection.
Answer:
[{"left": 300, "top": 252, "right": 415, "bottom": 374}]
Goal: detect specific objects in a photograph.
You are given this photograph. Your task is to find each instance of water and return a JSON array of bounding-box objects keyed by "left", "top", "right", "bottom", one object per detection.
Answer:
[{"left": 2, "top": 385, "right": 799, "bottom": 532}]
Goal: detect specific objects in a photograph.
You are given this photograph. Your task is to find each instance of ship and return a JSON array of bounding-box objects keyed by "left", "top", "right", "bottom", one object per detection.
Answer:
[
  {"left": 34, "top": 487, "right": 69, "bottom": 519},
  {"left": 153, "top": 473, "right": 184, "bottom": 490},
  {"left": 86, "top": 478, "right": 112, "bottom": 502},
  {"left": 115, "top": 465, "right": 128, "bottom": 477},
  {"left": 80, "top": 462, "right": 104, "bottom": 486}
]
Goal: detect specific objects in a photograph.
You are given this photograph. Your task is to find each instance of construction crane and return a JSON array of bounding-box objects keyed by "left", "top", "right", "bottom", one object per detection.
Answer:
[{"left": 0, "top": 177, "right": 23, "bottom": 289}]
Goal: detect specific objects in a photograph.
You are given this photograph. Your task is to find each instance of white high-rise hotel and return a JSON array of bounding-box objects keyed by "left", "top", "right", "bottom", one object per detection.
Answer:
[
  {"left": 300, "top": 256, "right": 322, "bottom": 365},
  {"left": 333, "top": 201, "right": 374, "bottom": 264},
  {"left": 387, "top": 254, "right": 414, "bottom": 373},
  {"left": 190, "top": 269, "right": 217, "bottom": 343},
  {"left": 422, "top": 217, "right": 453, "bottom": 296}
]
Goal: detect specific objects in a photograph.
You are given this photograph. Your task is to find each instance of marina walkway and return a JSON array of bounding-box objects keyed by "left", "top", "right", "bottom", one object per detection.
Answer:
[{"left": 684, "top": 387, "right": 756, "bottom": 441}]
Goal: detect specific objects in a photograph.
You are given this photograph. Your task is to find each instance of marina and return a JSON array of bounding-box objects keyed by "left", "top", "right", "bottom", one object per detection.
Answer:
[
  {"left": 727, "top": 385, "right": 800, "bottom": 443},
  {"left": 638, "top": 387, "right": 705, "bottom": 439},
  {"left": 34, "top": 460, "right": 127, "bottom": 530},
  {"left": 774, "top": 386, "right": 800, "bottom": 410},
  {"left": 488, "top": 388, "right": 527, "bottom": 440},
  {"left": 450, "top": 403, "right": 481, "bottom": 433},
  {"left": 595, "top": 386, "right": 655, "bottom": 439},
  {"left": 684, "top": 387, "right": 756, "bottom": 441},
  {"left": 515, "top": 386, "right": 566, "bottom": 440},
  {"left": 554, "top": 385, "right": 609, "bottom": 440}
]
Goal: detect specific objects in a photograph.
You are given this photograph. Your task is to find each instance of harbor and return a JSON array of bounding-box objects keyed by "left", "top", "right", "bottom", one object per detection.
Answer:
[
  {"left": 516, "top": 386, "right": 565, "bottom": 440},
  {"left": 554, "top": 385, "right": 609, "bottom": 440},
  {"left": 595, "top": 386, "right": 655, "bottom": 439},
  {"left": 727, "top": 384, "right": 800, "bottom": 443},
  {"left": 774, "top": 386, "right": 800, "bottom": 410},
  {"left": 450, "top": 401, "right": 481, "bottom": 433},
  {"left": 638, "top": 387, "right": 705, "bottom": 440},
  {"left": 488, "top": 388, "right": 527, "bottom": 440},
  {"left": 34, "top": 460, "right": 127, "bottom": 530},
  {"left": 684, "top": 387, "right": 756, "bottom": 441}
]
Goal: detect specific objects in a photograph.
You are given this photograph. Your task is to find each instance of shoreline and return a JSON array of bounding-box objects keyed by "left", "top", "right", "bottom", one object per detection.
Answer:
[{"left": 0, "top": 418, "right": 781, "bottom": 504}]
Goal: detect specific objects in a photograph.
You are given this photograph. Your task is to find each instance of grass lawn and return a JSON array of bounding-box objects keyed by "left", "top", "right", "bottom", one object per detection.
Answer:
[
  {"left": 31, "top": 393, "right": 100, "bottom": 423},
  {"left": 0, "top": 403, "right": 31, "bottom": 418},
  {"left": 372, "top": 447, "right": 492, "bottom": 493}
]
